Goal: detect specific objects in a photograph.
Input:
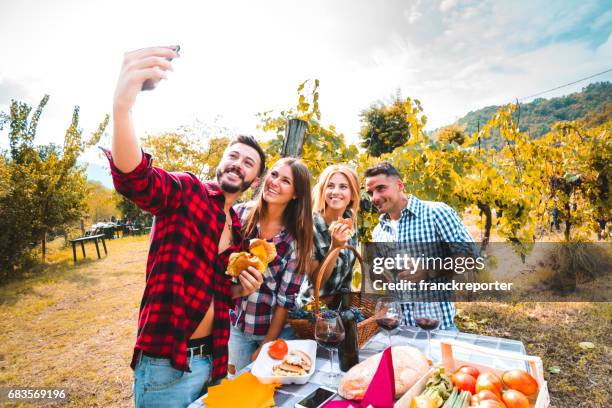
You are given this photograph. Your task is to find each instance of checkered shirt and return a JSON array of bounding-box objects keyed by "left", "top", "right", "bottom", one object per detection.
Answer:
[
  {"left": 297, "top": 211, "right": 358, "bottom": 307},
  {"left": 103, "top": 148, "right": 243, "bottom": 380},
  {"left": 230, "top": 203, "right": 306, "bottom": 335},
  {"left": 371, "top": 195, "right": 478, "bottom": 329}
]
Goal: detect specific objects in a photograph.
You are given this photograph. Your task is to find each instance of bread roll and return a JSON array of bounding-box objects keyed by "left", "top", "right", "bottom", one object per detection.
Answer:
[{"left": 338, "top": 346, "right": 430, "bottom": 400}]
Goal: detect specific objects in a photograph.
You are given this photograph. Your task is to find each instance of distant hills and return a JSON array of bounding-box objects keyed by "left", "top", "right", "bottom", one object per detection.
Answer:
[{"left": 455, "top": 82, "right": 612, "bottom": 140}]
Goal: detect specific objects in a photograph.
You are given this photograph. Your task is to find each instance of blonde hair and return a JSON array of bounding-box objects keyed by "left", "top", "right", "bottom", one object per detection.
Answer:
[{"left": 312, "top": 165, "right": 360, "bottom": 224}]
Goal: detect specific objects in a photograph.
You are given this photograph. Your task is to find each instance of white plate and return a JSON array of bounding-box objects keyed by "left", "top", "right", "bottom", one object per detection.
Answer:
[{"left": 251, "top": 339, "right": 317, "bottom": 385}]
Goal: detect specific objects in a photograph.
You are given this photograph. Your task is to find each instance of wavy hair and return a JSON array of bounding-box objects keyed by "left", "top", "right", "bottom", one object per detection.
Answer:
[
  {"left": 242, "top": 157, "right": 313, "bottom": 275},
  {"left": 312, "top": 165, "right": 360, "bottom": 225}
]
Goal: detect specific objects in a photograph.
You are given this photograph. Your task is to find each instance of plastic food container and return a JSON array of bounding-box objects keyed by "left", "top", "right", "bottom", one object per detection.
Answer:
[{"left": 251, "top": 339, "right": 318, "bottom": 385}]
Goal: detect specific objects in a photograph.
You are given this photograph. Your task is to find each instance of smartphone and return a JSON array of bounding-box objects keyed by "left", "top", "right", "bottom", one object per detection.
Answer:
[
  {"left": 142, "top": 45, "right": 180, "bottom": 91},
  {"left": 295, "top": 387, "right": 336, "bottom": 408}
]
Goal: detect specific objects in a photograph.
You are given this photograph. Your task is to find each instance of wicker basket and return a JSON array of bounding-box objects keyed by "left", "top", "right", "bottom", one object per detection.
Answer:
[{"left": 288, "top": 244, "right": 379, "bottom": 348}]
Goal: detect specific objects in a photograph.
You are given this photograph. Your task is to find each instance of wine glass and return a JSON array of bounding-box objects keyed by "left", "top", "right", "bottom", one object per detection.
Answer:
[
  {"left": 375, "top": 297, "right": 402, "bottom": 348},
  {"left": 315, "top": 310, "right": 345, "bottom": 387},
  {"left": 414, "top": 304, "right": 440, "bottom": 359}
]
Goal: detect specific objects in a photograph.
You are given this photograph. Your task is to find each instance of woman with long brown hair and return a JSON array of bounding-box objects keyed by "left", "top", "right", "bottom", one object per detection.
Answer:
[{"left": 229, "top": 157, "right": 313, "bottom": 372}]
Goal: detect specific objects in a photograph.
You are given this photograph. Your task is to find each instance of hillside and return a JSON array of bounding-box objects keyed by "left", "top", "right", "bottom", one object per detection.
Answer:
[{"left": 455, "top": 82, "right": 612, "bottom": 142}]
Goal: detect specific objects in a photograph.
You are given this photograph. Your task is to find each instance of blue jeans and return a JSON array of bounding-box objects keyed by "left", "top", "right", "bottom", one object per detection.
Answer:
[
  {"left": 133, "top": 352, "right": 212, "bottom": 408},
  {"left": 228, "top": 325, "right": 295, "bottom": 372}
]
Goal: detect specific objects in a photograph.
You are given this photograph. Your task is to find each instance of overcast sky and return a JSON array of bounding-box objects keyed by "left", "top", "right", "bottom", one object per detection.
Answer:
[{"left": 1, "top": 0, "right": 611, "bottom": 168}]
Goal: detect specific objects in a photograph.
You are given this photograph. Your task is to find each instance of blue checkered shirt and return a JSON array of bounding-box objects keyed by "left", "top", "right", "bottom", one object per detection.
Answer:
[{"left": 371, "top": 195, "right": 477, "bottom": 329}]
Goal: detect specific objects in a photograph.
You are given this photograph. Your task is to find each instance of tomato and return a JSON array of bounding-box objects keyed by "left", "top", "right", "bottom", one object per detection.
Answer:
[
  {"left": 267, "top": 339, "right": 288, "bottom": 360},
  {"left": 479, "top": 400, "right": 506, "bottom": 408},
  {"left": 502, "top": 389, "right": 529, "bottom": 408},
  {"left": 502, "top": 369, "right": 538, "bottom": 396},
  {"left": 477, "top": 372, "right": 503, "bottom": 393},
  {"left": 456, "top": 365, "right": 480, "bottom": 379},
  {"left": 451, "top": 372, "right": 476, "bottom": 394},
  {"left": 476, "top": 390, "right": 502, "bottom": 402}
]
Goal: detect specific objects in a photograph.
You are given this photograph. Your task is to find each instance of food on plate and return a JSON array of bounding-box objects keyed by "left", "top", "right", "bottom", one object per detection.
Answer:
[
  {"left": 451, "top": 372, "right": 477, "bottom": 394},
  {"left": 226, "top": 239, "right": 276, "bottom": 277},
  {"left": 272, "top": 350, "right": 312, "bottom": 376},
  {"left": 501, "top": 389, "right": 529, "bottom": 408},
  {"left": 476, "top": 372, "right": 503, "bottom": 394},
  {"left": 338, "top": 346, "right": 430, "bottom": 400},
  {"left": 267, "top": 339, "right": 288, "bottom": 360},
  {"left": 456, "top": 365, "right": 480, "bottom": 379},
  {"left": 502, "top": 369, "right": 538, "bottom": 396},
  {"left": 329, "top": 216, "right": 355, "bottom": 238},
  {"left": 410, "top": 367, "right": 453, "bottom": 407}
]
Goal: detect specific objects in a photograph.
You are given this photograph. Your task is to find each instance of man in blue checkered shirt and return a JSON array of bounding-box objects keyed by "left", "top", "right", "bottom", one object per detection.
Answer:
[{"left": 365, "top": 162, "right": 478, "bottom": 330}]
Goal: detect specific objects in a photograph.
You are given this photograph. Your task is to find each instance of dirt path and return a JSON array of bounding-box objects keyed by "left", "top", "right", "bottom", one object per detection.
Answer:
[{"left": 0, "top": 236, "right": 149, "bottom": 407}]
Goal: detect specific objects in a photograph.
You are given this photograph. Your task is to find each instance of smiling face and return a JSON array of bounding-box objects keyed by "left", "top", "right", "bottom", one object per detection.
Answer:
[
  {"left": 263, "top": 163, "right": 295, "bottom": 205},
  {"left": 365, "top": 173, "right": 404, "bottom": 215},
  {"left": 324, "top": 172, "right": 352, "bottom": 213},
  {"left": 216, "top": 143, "right": 261, "bottom": 193}
]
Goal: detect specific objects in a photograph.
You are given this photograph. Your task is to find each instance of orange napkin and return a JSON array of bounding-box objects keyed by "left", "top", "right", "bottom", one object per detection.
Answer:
[{"left": 204, "top": 372, "right": 279, "bottom": 408}]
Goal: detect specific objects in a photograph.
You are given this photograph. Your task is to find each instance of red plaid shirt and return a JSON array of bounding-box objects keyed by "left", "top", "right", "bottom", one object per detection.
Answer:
[{"left": 103, "top": 148, "right": 243, "bottom": 380}]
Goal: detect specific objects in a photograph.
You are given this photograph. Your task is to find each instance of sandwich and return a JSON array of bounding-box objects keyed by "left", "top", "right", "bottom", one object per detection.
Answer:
[
  {"left": 272, "top": 350, "right": 312, "bottom": 376},
  {"left": 226, "top": 239, "right": 277, "bottom": 278},
  {"left": 329, "top": 216, "right": 355, "bottom": 238}
]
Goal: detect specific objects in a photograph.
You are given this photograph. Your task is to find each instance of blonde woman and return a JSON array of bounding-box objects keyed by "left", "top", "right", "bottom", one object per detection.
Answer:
[{"left": 298, "top": 165, "right": 360, "bottom": 306}]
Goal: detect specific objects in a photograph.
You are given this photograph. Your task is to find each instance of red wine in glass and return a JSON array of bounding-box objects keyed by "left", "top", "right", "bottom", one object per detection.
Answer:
[
  {"left": 316, "top": 332, "right": 345, "bottom": 348},
  {"left": 376, "top": 317, "right": 401, "bottom": 331},
  {"left": 415, "top": 317, "right": 440, "bottom": 331}
]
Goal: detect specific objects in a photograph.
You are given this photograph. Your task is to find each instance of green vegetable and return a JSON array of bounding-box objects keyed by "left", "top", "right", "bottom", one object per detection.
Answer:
[
  {"left": 423, "top": 367, "right": 454, "bottom": 401},
  {"left": 441, "top": 388, "right": 458, "bottom": 408}
]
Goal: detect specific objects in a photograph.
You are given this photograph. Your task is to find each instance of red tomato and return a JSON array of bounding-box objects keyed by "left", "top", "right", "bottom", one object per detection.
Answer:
[
  {"left": 477, "top": 372, "right": 504, "bottom": 393},
  {"left": 267, "top": 339, "right": 288, "bottom": 360},
  {"left": 502, "top": 389, "right": 530, "bottom": 408},
  {"left": 479, "top": 400, "right": 507, "bottom": 408},
  {"left": 456, "top": 365, "right": 480, "bottom": 379},
  {"left": 451, "top": 372, "right": 476, "bottom": 394},
  {"left": 502, "top": 369, "right": 538, "bottom": 396},
  {"left": 476, "top": 389, "right": 502, "bottom": 402}
]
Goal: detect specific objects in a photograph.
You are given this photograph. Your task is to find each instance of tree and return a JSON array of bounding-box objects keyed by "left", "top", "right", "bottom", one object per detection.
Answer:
[
  {"left": 359, "top": 95, "right": 428, "bottom": 157},
  {"left": 257, "top": 80, "right": 358, "bottom": 182},
  {"left": 0, "top": 95, "right": 108, "bottom": 276},
  {"left": 85, "top": 180, "right": 119, "bottom": 223}
]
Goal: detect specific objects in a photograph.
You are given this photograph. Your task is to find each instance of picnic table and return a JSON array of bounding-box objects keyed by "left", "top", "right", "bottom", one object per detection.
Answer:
[
  {"left": 69, "top": 234, "right": 107, "bottom": 264},
  {"left": 188, "top": 328, "right": 529, "bottom": 408}
]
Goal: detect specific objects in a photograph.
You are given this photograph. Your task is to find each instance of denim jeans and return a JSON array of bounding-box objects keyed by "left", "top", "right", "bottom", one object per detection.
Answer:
[
  {"left": 133, "top": 352, "right": 212, "bottom": 408},
  {"left": 228, "top": 325, "right": 295, "bottom": 372}
]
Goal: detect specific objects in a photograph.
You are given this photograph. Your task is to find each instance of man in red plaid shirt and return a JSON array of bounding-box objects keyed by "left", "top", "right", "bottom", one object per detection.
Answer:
[{"left": 109, "top": 45, "right": 266, "bottom": 408}]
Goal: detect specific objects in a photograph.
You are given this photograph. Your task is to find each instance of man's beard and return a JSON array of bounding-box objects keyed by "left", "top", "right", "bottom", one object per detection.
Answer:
[{"left": 216, "top": 166, "right": 252, "bottom": 193}]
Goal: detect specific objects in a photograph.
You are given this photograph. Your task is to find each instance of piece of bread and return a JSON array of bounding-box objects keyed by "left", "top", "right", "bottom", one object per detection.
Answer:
[
  {"left": 338, "top": 346, "right": 430, "bottom": 400},
  {"left": 272, "top": 350, "right": 312, "bottom": 376},
  {"left": 226, "top": 252, "right": 266, "bottom": 277},
  {"left": 249, "top": 238, "right": 277, "bottom": 263},
  {"left": 329, "top": 217, "right": 355, "bottom": 237}
]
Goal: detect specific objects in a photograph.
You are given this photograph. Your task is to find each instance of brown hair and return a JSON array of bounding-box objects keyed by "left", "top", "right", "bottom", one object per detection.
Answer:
[
  {"left": 228, "top": 135, "right": 266, "bottom": 176},
  {"left": 312, "top": 165, "right": 360, "bottom": 225},
  {"left": 242, "top": 158, "right": 313, "bottom": 275}
]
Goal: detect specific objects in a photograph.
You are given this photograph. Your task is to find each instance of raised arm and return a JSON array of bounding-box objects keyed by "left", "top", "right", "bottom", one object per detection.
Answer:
[{"left": 112, "top": 46, "right": 178, "bottom": 173}]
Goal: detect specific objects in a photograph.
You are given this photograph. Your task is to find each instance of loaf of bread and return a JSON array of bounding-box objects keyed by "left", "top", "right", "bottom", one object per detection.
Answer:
[{"left": 338, "top": 346, "right": 430, "bottom": 400}]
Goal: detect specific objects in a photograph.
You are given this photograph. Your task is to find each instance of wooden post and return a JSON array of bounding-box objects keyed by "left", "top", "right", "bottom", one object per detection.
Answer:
[{"left": 281, "top": 118, "right": 308, "bottom": 158}]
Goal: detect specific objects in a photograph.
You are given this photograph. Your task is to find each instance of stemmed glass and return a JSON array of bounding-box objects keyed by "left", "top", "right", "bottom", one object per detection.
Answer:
[
  {"left": 314, "top": 310, "right": 345, "bottom": 387},
  {"left": 414, "top": 304, "right": 440, "bottom": 360},
  {"left": 374, "top": 297, "right": 402, "bottom": 348}
]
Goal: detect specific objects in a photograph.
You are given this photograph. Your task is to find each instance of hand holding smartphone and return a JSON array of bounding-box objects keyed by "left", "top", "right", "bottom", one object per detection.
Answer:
[{"left": 141, "top": 45, "right": 180, "bottom": 91}]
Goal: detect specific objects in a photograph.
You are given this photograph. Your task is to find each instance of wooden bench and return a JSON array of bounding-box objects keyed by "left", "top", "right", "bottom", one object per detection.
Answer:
[{"left": 69, "top": 234, "right": 107, "bottom": 264}]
